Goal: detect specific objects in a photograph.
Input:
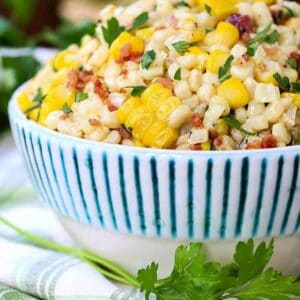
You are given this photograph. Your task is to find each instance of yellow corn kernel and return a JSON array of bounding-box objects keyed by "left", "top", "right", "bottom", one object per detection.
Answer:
[
  {"left": 254, "top": 69, "right": 278, "bottom": 85},
  {"left": 190, "top": 28, "right": 206, "bottom": 43},
  {"left": 202, "top": 30, "right": 216, "bottom": 47},
  {"left": 110, "top": 32, "right": 144, "bottom": 61},
  {"left": 282, "top": 93, "right": 300, "bottom": 109},
  {"left": 135, "top": 27, "right": 155, "bottom": 41},
  {"left": 17, "top": 92, "right": 39, "bottom": 120},
  {"left": 142, "top": 121, "right": 178, "bottom": 149},
  {"left": 141, "top": 83, "right": 172, "bottom": 111},
  {"left": 156, "top": 96, "right": 181, "bottom": 121},
  {"left": 217, "top": 77, "right": 250, "bottom": 109},
  {"left": 214, "top": 119, "right": 228, "bottom": 135},
  {"left": 215, "top": 21, "right": 239, "bottom": 48},
  {"left": 201, "top": 141, "right": 211, "bottom": 150},
  {"left": 37, "top": 86, "right": 75, "bottom": 125},
  {"left": 198, "top": 0, "right": 237, "bottom": 19},
  {"left": 116, "top": 97, "right": 141, "bottom": 124},
  {"left": 53, "top": 49, "right": 79, "bottom": 71},
  {"left": 126, "top": 107, "right": 155, "bottom": 141},
  {"left": 135, "top": 140, "right": 144, "bottom": 147},
  {"left": 206, "top": 50, "right": 230, "bottom": 73},
  {"left": 254, "top": 0, "right": 275, "bottom": 4},
  {"left": 188, "top": 46, "right": 208, "bottom": 56}
]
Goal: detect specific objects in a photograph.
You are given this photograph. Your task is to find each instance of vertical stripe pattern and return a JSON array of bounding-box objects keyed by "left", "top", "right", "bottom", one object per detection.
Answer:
[{"left": 11, "top": 119, "right": 300, "bottom": 240}]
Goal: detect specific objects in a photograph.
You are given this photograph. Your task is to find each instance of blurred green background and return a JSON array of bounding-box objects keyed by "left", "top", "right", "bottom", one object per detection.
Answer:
[{"left": 0, "top": 0, "right": 133, "bottom": 133}]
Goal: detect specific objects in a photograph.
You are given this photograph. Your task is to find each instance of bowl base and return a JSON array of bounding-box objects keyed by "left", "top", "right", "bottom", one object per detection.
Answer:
[{"left": 58, "top": 215, "right": 300, "bottom": 277}]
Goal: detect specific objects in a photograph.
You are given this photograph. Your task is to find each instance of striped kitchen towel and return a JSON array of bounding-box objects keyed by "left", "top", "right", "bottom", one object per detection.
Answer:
[{"left": 0, "top": 134, "right": 143, "bottom": 300}]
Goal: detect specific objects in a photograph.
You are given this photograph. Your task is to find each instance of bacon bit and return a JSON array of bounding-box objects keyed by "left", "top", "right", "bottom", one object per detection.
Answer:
[
  {"left": 94, "top": 79, "right": 109, "bottom": 100},
  {"left": 89, "top": 119, "right": 101, "bottom": 126},
  {"left": 245, "top": 139, "right": 262, "bottom": 150},
  {"left": 291, "top": 52, "right": 300, "bottom": 67},
  {"left": 155, "top": 26, "right": 166, "bottom": 30},
  {"left": 120, "top": 68, "right": 128, "bottom": 77},
  {"left": 191, "top": 113, "right": 202, "bottom": 127},
  {"left": 59, "top": 114, "right": 68, "bottom": 121},
  {"left": 241, "top": 32, "right": 251, "bottom": 43},
  {"left": 189, "top": 144, "right": 202, "bottom": 151},
  {"left": 116, "top": 43, "right": 143, "bottom": 64},
  {"left": 214, "top": 137, "right": 222, "bottom": 147},
  {"left": 242, "top": 53, "right": 249, "bottom": 61},
  {"left": 168, "top": 15, "right": 178, "bottom": 27},
  {"left": 271, "top": 9, "right": 289, "bottom": 25},
  {"left": 118, "top": 126, "right": 132, "bottom": 139},
  {"left": 262, "top": 134, "right": 277, "bottom": 149},
  {"left": 154, "top": 78, "right": 174, "bottom": 91},
  {"left": 209, "top": 130, "right": 219, "bottom": 140},
  {"left": 264, "top": 47, "right": 278, "bottom": 56},
  {"left": 67, "top": 69, "right": 92, "bottom": 92},
  {"left": 119, "top": 87, "right": 127, "bottom": 93},
  {"left": 108, "top": 103, "right": 118, "bottom": 112}
]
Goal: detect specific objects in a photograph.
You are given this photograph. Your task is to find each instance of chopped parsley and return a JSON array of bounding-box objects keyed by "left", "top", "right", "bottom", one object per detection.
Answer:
[
  {"left": 24, "top": 88, "right": 47, "bottom": 121},
  {"left": 174, "top": 68, "right": 181, "bottom": 80},
  {"left": 247, "top": 22, "right": 278, "bottom": 55},
  {"left": 101, "top": 17, "right": 125, "bottom": 46},
  {"left": 223, "top": 115, "right": 255, "bottom": 136},
  {"left": 75, "top": 92, "right": 88, "bottom": 103},
  {"left": 265, "top": 30, "right": 280, "bottom": 44},
  {"left": 130, "top": 12, "right": 149, "bottom": 31},
  {"left": 174, "top": 1, "right": 190, "bottom": 8},
  {"left": 205, "top": 4, "right": 212, "bottom": 15},
  {"left": 283, "top": 5, "right": 298, "bottom": 17},
  {"left": 287, "top": 58, "right": 298, "bottom": 70},
  {"left": 62, "top": 103, "right": 72, "bottom": 114},
  {"left": 141, "top": 50, "right": 156, "bottom": 69},
  {"left": 126, "top": 86, "right": 147, "bottom": 96},
  {"left": 218, "top": 55, "right": 234, "bottom": 83},
  {"left": 273, "top": 72, "right": 300, "bottom": 93},
  {"left": 294, "top": 133, "right": 300, "bottom": 145},
  {"left": 172, "top": 41, "right": 193, "bottom": 55}
]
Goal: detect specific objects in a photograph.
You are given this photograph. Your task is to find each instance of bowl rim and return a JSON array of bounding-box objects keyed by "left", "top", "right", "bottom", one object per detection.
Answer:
[{"left": 9, "top": 82, "right": 300, "bottom": 157}]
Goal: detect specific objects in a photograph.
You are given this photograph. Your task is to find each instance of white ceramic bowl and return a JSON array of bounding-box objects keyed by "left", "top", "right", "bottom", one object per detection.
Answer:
[{"left": 9, "top": 84, "right": 300, "bottom": 275}]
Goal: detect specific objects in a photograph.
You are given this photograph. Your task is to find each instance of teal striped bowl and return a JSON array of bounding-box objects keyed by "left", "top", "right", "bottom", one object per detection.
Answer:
[{"left": 9, "top": 85, "right": 300, "bottom": 242}]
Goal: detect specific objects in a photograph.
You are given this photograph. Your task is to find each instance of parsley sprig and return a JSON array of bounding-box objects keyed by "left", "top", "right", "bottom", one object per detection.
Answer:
[
  {"left": 218, "top": 55, "right": 234, "bottom": 83},
  {"left": 141, "top": 50, "right": 156, "bottom": 69},
  {"left": 224, "top": 115, "right": 255, "bottom": 136},
  {"left": 126, "top": 86, "right": 147, "bottom": 96},
  {"left": 24, "top": 87, "right": 47, "bottom": 121},
  {"left": 172, "top": 41, "right": 194, "bottom": 55},
  {"left": 101, "top": 17, "right": 125, "bottom": 46},
  {"left": 174, "top": 1, "right": 190, "bottom": 8},
  {"left": 247, "top": 22, "right": 280, "bottom": 56},
  {"left": 0, "top": 214, "right": 300, "bottom": 300},
  {"left": 130, "top": 12, "right": 149, "bottom": 31},
  {"left": 273, "top": 72, "right": 300, "bottom": 93}
]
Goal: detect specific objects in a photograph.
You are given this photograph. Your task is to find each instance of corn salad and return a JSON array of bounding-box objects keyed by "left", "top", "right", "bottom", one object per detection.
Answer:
[{"left": 19, "top": 0, "right": 300, "bottom": 150}]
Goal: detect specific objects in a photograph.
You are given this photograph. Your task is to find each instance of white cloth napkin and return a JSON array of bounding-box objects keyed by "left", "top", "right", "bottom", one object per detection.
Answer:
[{"left": 0, "top": 134, "right": 144, "bottom": 300}]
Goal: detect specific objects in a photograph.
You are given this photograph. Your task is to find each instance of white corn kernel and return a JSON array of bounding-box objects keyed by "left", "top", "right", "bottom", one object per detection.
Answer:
[
  {"left": 235, "top": 107, "right": 248, "bottom": 124},
  {"left": 168, "top": 104, "right": 192, "bottom": 129},
  {"left": 264, "top": 101, "right": 285, "bottom": 123},
  {"left": 197, "top": 83, "right": 216, "bottom": 102},
  {"left": 246, "top": 115, "right": 269, "bottom": 131},
  {"left": 189, "top": 128, "right": 209, "bottom": 144},
  {"left": 254, "top": 83, "right": 280, "bottom": 103},
  {"left": 174, "top": 81, "right": 192, "bottom": 99},
  {"left": 247, "top": 102, "right": 265, "bottom": 117},
  {"left": 272, "top": 123, "right": 291, "bottom": 144},
  {"left": 102, "top": 130, "right": 121, "bottom": 144},
  {"left": 189, "top": 69, "right": 202, "bottom": 92}
]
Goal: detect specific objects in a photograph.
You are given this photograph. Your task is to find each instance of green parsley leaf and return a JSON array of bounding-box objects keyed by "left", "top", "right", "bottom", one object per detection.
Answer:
[
  {"left": 62, "top": 103, "right": 72, "bottom": 114},
  {"left": 232, "top": 268, "right": 300, "bottom": 299},
  {"left": 137, "top": 262, "right": 158, "bottom": 299},
  {"left": 223, "top": 115, "right": 255, "bottom": 136},
  {"left": 127, "top": 86, "right": 147, "bottom": 96},
  {"left": 174, "top": 68, "right": 181, "bottom": 80},
  {"left": 218, "top": 55, "right": 234, "bottom": 83},
  {"left": 33, "top": 87, "right": 46, "bottom": 104},
  {"left": 174, "top": 1, "right": 190, "bottom": 8},
  {"left": 130, "top": 12, "right": 149, "bottom": 31},
  {"left": 294, "top": 133, "right": 300, "bottom": 145},
  {"left": 291, "top": 82, "right": 300, "bottom": 93},
  {"left": 287, "top": 58, "right": 298, "bottom": 70},
  {"left": 75, "top": 92, "right": 88, "bottom": 103},
  {"left": 265, "top": 30, "right": 280, "bottom": 44},
  {"left": 273, "top": 72, "right": 291, "bottom": 91},
  {"left": 248, "top": 22, "right": 272, "bottom": 45},
  {"left": 205, "top": 4, "right": 212, "bottom": 15},
  {"left": 141, "top": 50, "right": 156, "bottom": 69},
  {"left": 172, "top": 41, "right": 193, "bottom": 55},
  {"left": 24, "top": 104, "right": 41, "bottom": 114},
  {"left": 101, "top": 17, "right": 125, "bottom": 47},
  {"left": 247, "top": 43, "right": 259, "bottom": 56},
  {"left": 283, "top": 5, "right": 298, "bottom": 17}
]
